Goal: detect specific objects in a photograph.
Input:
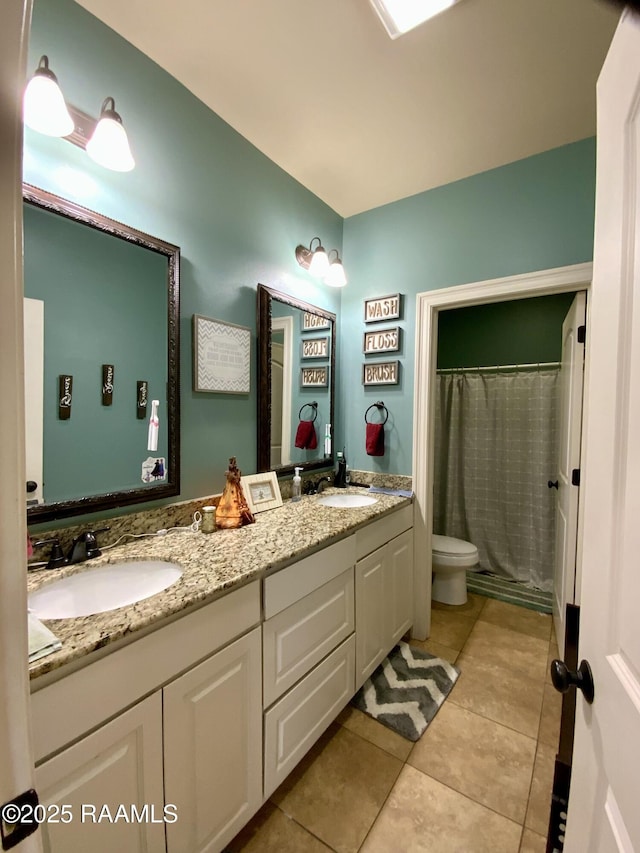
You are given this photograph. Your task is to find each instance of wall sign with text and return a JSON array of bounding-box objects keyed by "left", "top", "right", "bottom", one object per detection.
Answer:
[
  {"left": 362, "top": 360, "right": 400, "bottom": 386},
  {"left": 301, "top": 366, "right": 329, "bottom": 388},
  {"left": 302, "top": 312, "right": 331, "bottom": 332},
  {"left": 363, "top": 326, "right": 401, "bottom": 354},
  {"left": 192, "top": 314, "right": 251, "bottom": 394},
  {"left": 301, "top": 337, "right": 329, "bottom": 359},
  {"left": 364, "top": 293, "right": 402, "bottom": 324}
]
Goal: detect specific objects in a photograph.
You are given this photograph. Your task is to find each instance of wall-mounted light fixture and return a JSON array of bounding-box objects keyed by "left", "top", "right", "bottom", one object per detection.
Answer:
[
  {"left": 23, "top": 55, "right": 135, "bottom": 172},
  {"left": 23, "top": 55, "right": 74, "bottom": 137},
  {"left": 295, "top": 237, "right": 348, "bottom": 287},
  {"left": 325, "top": 250, "right": 347, "bottom": 288}
]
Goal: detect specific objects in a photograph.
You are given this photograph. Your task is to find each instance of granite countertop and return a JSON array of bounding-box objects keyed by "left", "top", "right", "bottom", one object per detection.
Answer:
[{"left": 27, "top": 488, "right": 411, "bottom": 681}]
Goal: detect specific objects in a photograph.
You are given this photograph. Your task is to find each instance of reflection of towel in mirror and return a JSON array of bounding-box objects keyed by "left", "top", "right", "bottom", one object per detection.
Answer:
[
  {"left": 295, "top": 420, "right": 318, "bottom": 449},
  {"left": 366, "top": 422, "right": 385, "bottom": 456}
]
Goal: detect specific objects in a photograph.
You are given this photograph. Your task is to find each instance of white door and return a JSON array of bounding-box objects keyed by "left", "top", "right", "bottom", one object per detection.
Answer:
[
  {"left": 564, "top": 11, "right": 640, "bottom": 851},
  {"left": 552, "top": 292, "right": 586, "bottom": 658},
  {"left": 0, "top": 2, "right": 42, "bottom": 852}
]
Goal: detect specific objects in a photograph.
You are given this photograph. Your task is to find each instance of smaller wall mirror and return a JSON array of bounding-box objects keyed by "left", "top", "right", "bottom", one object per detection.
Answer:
[
  {"left": 24, "top": 184, "right": 180, "bottom": 522},
  {"left": 257, "top": 284, "right": 335, "bottom": 476}
]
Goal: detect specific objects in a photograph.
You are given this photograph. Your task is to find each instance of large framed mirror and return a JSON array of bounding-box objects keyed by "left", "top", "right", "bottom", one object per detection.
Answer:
[
  {"left": 24, "top": 184, "right": 180, "bottom": 523},
  {"left": 257, "top": 284, "right": 335, "bottom": 476}
]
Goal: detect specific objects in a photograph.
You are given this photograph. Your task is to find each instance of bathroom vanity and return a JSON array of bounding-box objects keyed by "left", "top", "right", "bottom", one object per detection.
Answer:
[{"left": 28, "top": 492, "right": 413, "bottom": 853}]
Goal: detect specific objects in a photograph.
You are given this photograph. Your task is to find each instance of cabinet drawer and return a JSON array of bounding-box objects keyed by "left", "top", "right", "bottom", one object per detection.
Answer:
[
  {"left": 356, "top": 504, "right": 413, "bottom": 560},
  {"left": 264, "top": 634, "right": 355, "bottom": 798},
  {"left": 264, "top": 535, "right": 356, "bottom": 618},
  {"left": 263, "top": 568, "right": 354, "bottom": 707}
]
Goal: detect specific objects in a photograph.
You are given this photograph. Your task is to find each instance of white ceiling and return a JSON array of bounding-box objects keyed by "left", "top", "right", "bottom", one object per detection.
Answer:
[{"left": 75, "top": 0, "right": 620, "bottom": 217}]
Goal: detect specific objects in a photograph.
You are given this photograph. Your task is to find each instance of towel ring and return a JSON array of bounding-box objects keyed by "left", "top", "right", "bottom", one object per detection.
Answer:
[
  {"left": 364, "top": 401, "right": 389, "bottom": 425},
  {"left": 298, "top": 401, "right": 318, "bottom": 422}
]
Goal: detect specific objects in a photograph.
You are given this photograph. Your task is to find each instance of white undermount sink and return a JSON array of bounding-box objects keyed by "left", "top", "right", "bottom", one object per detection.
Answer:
[
  {"left": 28, "top": 560, "right": 183, "bottom": 619},
  {"left": 317, "top": 493, "right": 378, "bottom": 508}
]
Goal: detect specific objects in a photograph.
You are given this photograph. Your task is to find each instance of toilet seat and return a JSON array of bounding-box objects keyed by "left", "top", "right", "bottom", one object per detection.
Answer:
[{"left": 432, "top": 535, "right": 479, "bottom": 568}]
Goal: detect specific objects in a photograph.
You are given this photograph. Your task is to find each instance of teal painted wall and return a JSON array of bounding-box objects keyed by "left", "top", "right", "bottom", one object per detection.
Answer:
[
  {"left": 437, "top": 293, "right": 577, "bottom": 369},
  {"left": 340, "top": 140, "right": 596, "bottom": 475},
  {"left": 25, "top": 0, "right": 342, "bottom": 520}
]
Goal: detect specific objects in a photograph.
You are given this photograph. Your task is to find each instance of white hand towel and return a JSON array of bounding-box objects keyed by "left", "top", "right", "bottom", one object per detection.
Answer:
[{"left": 28, "top": 612, "right": 62, "bottom": 663}]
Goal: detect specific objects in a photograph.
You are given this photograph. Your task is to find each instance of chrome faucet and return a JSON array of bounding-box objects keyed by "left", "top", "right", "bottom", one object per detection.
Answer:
[{"left": 66, "top": 527, "right": 109, "bottom": 564}]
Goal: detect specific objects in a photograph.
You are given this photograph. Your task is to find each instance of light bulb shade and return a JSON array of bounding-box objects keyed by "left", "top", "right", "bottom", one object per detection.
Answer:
[
  {"left": 308, "top": 246, "right": 330, "bottom": 277},
  {"left": 23, "top": 56, "right": 74, "bottom": 137},
  {"left": 325, "top": 259, "right": 347, "bottom": 288},
  {"left": 86, "top": 98, "right": 135, "bottom": 172}
]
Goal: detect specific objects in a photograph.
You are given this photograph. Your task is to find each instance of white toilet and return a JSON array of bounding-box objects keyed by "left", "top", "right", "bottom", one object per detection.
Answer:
[{"left": 431, "top": 534, "right": 480, "bottom": 605}]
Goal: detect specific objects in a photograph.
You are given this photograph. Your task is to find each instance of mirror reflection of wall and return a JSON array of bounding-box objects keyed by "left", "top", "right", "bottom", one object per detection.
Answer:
[
  {"left": 23, "top": 186, "right": 180, "bottom": 522},
  {"left": 257, "top": 284, "right": 335, "bottom": 477}
]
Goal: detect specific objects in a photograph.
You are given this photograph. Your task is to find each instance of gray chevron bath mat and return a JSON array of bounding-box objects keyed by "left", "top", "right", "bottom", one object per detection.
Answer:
[{"left": 352, "top": 642, "right": 460, "bottom": 742}]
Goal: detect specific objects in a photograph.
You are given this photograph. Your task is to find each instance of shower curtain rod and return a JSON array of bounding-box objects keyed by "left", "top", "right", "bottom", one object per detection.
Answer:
[{"left": 436, "top": 361, "right": 560, "bottom": 374}]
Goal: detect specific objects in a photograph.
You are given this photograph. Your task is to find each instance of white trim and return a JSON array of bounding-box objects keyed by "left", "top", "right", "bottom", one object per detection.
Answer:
[
  {"left": 0, "top": 1, "right": 42, "bottom": 846},
  {"left": 272, "top": 315, "right": 293, "bottom": 466},
  {"left": 411, "top": 262, "right": 593, "bottom": 640}
]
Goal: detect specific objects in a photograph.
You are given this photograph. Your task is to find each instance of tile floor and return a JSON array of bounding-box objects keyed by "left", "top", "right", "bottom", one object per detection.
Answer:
[{"left": 227, "top": 594, "right": 561, "bottom": 853}]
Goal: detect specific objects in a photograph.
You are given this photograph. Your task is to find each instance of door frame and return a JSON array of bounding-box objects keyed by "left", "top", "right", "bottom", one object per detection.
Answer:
[
  {"left": 271, "top": 315, "right": 293, "bottom": 467},
  {"left": 411, "top": 262, "right": 592, "bottom": 640}
]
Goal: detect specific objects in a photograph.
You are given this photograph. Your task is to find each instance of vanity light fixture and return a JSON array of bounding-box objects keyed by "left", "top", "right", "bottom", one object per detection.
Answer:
[
  {"left": 324, "top": 250, "right": 347, "bottom": 288},
  {"left": 23, "top": 56, "right": 74, "bottom": 137},
  {"left": 295, "top": 237, "right": 330, "bottom": 278},
  {"left": 86, "top": 98, "right": 135, "bottom": 172},
  {"left": 23, "top": 57, "right": 135, "bottom": 172},
  {"left": 369, "top": 0, "right": 461, "bottom": 39},
  {"left": 295, "top": 237, "right": 347, "bottom": 285}
]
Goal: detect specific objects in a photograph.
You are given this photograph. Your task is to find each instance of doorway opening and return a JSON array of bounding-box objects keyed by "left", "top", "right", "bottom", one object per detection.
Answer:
[
  {"left": 411, "top": 263, "right": 592, "bottom": 642},
  {"left": 433, "top": 291, "right": 586, "bottom": 638}
]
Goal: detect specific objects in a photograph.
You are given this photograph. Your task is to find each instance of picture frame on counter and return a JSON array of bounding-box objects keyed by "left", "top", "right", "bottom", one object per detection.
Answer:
[
  {"left": 362, "top": 360, "right": 400, "bottom": 386},
  {"left": 192, "top": 314, "right": 251, "bottom": 394},
  {"left": 301, "top": 366, "right": 329, "bottom": 388},
  {"left": 364, "top": 293, "right": 402, "bottom": 324},
  {"left": 240, "top": 471, "right": 283, "bottom": 514},
  {"left": 301, "top": 336, "right": 329, "bottom": 359},
  {"left": 363, "top": 326, "right": 401, "bottom": 355},
  {"left": 301, "top": 312, "right": 331, "bottom": 332}
]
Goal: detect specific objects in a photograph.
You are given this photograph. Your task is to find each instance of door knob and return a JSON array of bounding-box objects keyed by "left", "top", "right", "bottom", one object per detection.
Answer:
[
  {"left": 550, "top": 659, "right": 594, "bottom": 704},
  {"left": 548, "top": 480, "right": 559, "bottom": 489}
]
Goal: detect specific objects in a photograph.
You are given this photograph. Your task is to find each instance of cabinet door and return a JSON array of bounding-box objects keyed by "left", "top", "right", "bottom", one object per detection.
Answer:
[
  {"left": 36, "top": 693, "right": 165, "bottom": 853},
  {"left": 164, "top": 626, "right": 262, "bottom": 853},
  {"left": 355, "top": 547, "right": 387, "bottom": 688},
  {"left": 386, "top": 529, "right": 414, "bottom": 646}
]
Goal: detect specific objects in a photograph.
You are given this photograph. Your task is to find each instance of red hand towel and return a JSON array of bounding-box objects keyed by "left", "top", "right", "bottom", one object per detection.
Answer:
[
  {"left": 295, "top": 420, "right": 318, "bottom": 450},
  {"left": 366, "top": 422, "right": 385, "bottom": 456}
]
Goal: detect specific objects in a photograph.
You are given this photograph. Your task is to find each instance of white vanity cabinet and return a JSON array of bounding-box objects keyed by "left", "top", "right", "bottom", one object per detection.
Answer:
[
  {"left": 29, "top": 499, "right": 414, "bottom": 853},
  {"left": 35, "top": 693, "right": 165, "bottom": 853},
  {"left": 31, "top": 581, "right": 261, "bottom": 853},
  {"left": 355, "top": 505, "right": 414, "bottom": 688}
]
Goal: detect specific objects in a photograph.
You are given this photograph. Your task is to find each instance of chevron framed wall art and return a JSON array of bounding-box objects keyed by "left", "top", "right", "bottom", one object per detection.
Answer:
[{"left": 192, "top": 314, "right": 251, "bottom": 393}]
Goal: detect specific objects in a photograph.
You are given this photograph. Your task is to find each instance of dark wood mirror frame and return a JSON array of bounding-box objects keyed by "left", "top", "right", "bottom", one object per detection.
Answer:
[
  {"left": 257, "top": 283, "right": 335, "bottom": 477},
  {"left": 24, "top": 184, "right": 181, "bottom": 523}
]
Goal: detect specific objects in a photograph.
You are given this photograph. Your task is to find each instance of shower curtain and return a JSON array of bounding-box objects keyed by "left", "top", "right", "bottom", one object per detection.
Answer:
[{"left": 433, "top": 368, "right": 559, "bottom": 592}]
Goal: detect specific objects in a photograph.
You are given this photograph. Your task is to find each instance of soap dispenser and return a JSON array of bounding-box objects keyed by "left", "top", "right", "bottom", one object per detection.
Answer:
[{"left": 292, "top": 467, "right": 303, "bottom": 502}]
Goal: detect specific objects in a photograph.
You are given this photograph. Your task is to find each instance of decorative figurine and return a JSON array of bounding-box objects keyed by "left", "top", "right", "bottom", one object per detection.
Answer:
[{"left": 215, "top": 457, "right": 255, "bottom": 529}]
